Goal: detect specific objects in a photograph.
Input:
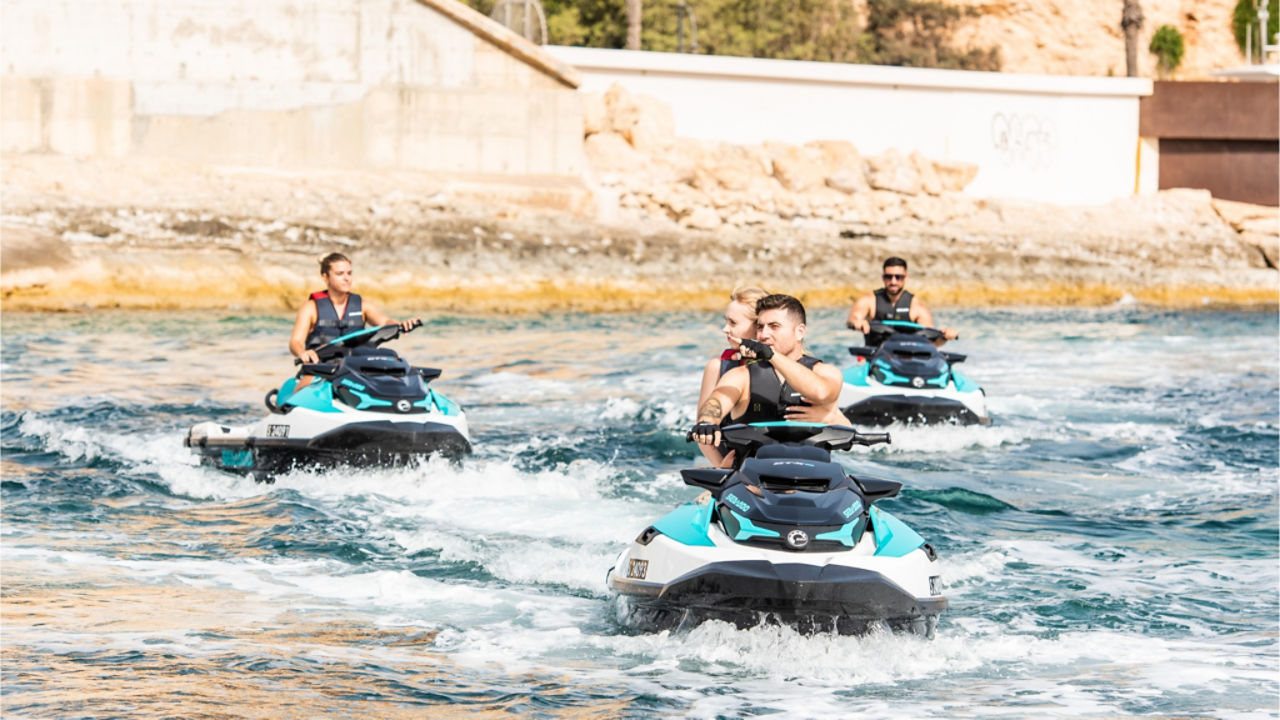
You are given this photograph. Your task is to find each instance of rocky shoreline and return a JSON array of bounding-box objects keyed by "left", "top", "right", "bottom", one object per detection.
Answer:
[{"left": 2, "top": 139, "right": 1277, "bottom": 314}]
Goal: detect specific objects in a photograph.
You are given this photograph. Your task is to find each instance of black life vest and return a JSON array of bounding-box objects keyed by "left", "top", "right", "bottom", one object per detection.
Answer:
[
  {"left": 735, "top": 355, "right": 823, "bottom": 425},
  {"left": 305, "top": 291, "right": 364, "bottom": 349},
  {"left": 873, "top": 288, "right": 914, "bottom": 322}
]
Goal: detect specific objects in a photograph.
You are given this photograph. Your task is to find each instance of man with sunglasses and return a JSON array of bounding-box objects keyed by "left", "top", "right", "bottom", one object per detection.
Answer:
[{"left": 845, "top": 257, "right": 958, "bottom": 345}]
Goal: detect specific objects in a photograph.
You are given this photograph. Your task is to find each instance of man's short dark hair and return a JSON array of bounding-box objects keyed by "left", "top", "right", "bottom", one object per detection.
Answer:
[
  {"left": 320, "top": 252, "right": 350, "bottom": 275},
  {"left": 755, "top": 294, "right": 806, "bottom": 325},
  {"left": 883, "top": 257, "right": 908, "bottom": 271}
]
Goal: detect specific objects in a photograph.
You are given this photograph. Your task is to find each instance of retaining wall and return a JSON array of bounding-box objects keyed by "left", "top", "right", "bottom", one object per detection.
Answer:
[
  {"left": 1, "top": 0, "right": 585, "bottom": 175},
  {"left": 546, "top": 46, "right": 1153, "bottom": 205}
]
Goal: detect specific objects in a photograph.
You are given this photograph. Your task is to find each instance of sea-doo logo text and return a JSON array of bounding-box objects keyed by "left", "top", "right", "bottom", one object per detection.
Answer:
[
  {"left": 627, "top": 559, "right": 648, "bottom": 579},
  {"left": 725, "top": 494, "right": 751, "bottom": 513},
  {"left": 785, "top": 530, "right": 810, "bottom": 549},
  {"left": 341, "top": 379, "right": 366, "bottom": 391},
  {"left": 911, "top": 376, "right": 925, "bottom": 388},
  {"left": 396, "top": 399, "right": 411, "bottom": 412},
  {"left": 842, "top": 500, "right": 863, "bottom": 519},
  {"left": 772, "top": 461, "right": 814, "bottom": 467},
  {"left": 266, "top": 424, "right": 290, "bottom": 438}
]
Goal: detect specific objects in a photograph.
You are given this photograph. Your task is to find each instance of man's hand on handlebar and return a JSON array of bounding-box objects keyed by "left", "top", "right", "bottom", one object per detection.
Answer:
[
  {"left": 296, "top": 349, "right": 320, "bottom": 365},
  {"left": 398, "top": 318, "right": 422, "bottom": 333},
  {"left": 689, "top": 421, "right": 722, "bottom": 448}
]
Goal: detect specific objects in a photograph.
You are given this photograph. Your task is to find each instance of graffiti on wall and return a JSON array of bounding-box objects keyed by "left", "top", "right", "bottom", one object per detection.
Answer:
[{"left": 990, "top": 113, "right": 1057, "bottom": 171}]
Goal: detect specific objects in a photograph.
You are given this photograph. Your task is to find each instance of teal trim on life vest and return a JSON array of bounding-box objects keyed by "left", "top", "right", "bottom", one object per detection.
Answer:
[
  {"left": 283, "top": 380, "right": 339, "bottom": 413},
  {"left": 652, "top": 502, "right": 715, "bottom": 547},
  {"left": 728, "top": 509, "right": 781, "bottom": 541},
  {"left": 952, "top": 370, "right": 980, "bottom": 393},
  {"left": 881, "top": 320, "right": 924, "bottom": 329},
  {"left": 843, "top": 361, "right": 870, "bottom": 387},
  {"left": 814, "top": 520, "right": 859, "bottom": 547},
  {"left": 220, "top": 449, "right": 253, "bottom": 468},
  {"left": 870, "top": 506, "right": 925, "bottom": 557}
]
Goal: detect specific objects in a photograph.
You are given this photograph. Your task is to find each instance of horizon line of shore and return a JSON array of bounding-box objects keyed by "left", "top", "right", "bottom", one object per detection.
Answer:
[{"left": 4, "top": 279, "right": 1276, "bottom": 313}]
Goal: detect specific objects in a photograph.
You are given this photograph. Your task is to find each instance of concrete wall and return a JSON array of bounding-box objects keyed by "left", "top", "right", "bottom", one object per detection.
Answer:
[
  {"left": 546, "top": 46, "right": 1153, "bottom": 205},
  {"left": 1, "top": 0, "right": 584, "bottom": 175}
]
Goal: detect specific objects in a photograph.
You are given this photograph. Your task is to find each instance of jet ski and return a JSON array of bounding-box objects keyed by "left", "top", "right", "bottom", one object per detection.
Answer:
[
  {"left": 839, "top": 320, "right": 989, "bottom": 426},
  {"left": 185, "top": 321, "right": 471, "bottom": 480},
  {"left": 608, "top": 422, "right": 946, "bottom": 636}
]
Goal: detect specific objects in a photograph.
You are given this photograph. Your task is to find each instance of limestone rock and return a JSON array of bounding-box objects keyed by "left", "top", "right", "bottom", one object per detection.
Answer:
[
  {"left": 585, "top": 132, "right": 647, "bottom": 173},
  {"left": 933, "top": 160, "right": 979, "bottom": 192},
  {"left": 603, "top": 83, "right": 675, "bottom": 155},
  {"left": 680, "top": 205, "right": 723, "bottom": 230},
  {"left": 805, "top": 139, "right": 869, "bottom": 194},
  {"left": 626, "top": 94, "right": 676, "bottom": 154},
  {"left": 766, "top": 142, "right": 825, "bottom": 193},
  {"left": 910, "top": 151, "right": 943, "bottom": 195},
  {"left": 696, "top": 144, "right": 771, "bottom": 192},
  {"left": 868, "top": 149, "right": 922, "bottom": 195}
]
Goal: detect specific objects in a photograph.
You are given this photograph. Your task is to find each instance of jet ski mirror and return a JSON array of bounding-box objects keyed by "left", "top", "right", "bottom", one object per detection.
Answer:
[
  {"left": 415, "top": 367, "right": 442, "bottom": 382},
  {"left": 855, "top": 476, "right": 902, "bottom": 502},
  {"left": 941, "top": 352, "right": 967, "bottom": 364},
  {"left": 680, "top": 468, "right": 734, "bottom": 490},
  {"left": 848, "top": 346, "right": 876, "bottom": 357},
  {"left": 298, "top": 362, "right": 339, "bottom": 377}
]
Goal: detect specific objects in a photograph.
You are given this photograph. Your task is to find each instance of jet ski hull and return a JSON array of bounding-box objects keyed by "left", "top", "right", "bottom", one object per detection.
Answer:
[
  {"left": 841, "top": 394, "right": 989, "bottom": 426},
  {"left": 611, "top": 559, "right": 945, "bottom": 636},
  {"left": 186, "top": 413, "right": 470, "bottom": 479},
  {"left": 607, "top": 511, "right": 946, "bottom": 637}
]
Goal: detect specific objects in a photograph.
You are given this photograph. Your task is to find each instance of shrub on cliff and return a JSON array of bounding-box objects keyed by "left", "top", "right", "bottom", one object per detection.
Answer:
[{"left": 1149, "top": 24, "right": 1184, "bottom": 77}]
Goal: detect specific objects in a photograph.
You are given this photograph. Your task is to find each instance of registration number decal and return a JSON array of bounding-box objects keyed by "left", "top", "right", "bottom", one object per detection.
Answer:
[
  {"left": 266, "top": 424, "right": 290, "bottom": 438},
  {"left": 627, "top": 559, "right": 648, "bottom": 580}
]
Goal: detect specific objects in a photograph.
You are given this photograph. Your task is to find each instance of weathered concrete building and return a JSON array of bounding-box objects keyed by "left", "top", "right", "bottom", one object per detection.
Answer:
[{"left": 2, "top": 0, "right": 584, "bottom": 176}]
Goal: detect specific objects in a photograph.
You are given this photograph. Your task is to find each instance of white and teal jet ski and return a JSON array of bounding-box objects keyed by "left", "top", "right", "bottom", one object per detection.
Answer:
[
  {"left": 185, "top": 321, "right": 470, "bottom": 480},
  {"left": 608, "top": 423, "right": 946, "bottom": 636},
  {"left": 839, "top": 321, "right": 989, "bottom": 426}
]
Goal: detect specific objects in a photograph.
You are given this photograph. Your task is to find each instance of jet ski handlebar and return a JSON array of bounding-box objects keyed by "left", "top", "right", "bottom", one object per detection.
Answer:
[
  {"left": 866, "top": 321, "right": 944, "bottom": 342},
  {"left": 694, "top": 423, "right": 891, "bottom": 454},
  {"left": 295, "top": 320, "right": 423, "bottom": 364}
]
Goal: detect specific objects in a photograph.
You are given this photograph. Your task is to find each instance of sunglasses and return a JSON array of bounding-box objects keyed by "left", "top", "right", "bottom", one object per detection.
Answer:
[{"left": 882, "top": 273, "right": 906, "bottom": 281}]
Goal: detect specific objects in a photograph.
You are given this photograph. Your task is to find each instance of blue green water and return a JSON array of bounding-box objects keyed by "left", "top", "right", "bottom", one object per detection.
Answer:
[{"left": 2, "top": 308, "right": 1277, "bottom": 718}]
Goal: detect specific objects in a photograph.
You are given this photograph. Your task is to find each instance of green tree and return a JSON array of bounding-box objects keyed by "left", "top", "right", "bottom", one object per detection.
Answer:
[
  {"left": 1232, "top": 0, "right": 1279, "bottom": 57},
  {"left": 860, "top": 0, "right": 1001, "bottom": 70},
  {"left": 1149, "top": 24, "right": 1184, "bottom": 77}
]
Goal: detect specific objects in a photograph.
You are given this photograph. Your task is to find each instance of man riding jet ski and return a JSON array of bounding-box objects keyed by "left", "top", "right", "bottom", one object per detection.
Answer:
[
  {"left": 185, "top": 321, "right": 471, "bottom": 480},
  {"left": 839, "top": 320, "right": 990, "bottom": 426},
  {"left": 608, "top": 423, "right": 947, "bottom": 636},
  {"left": 841, "top": 257, "right": 987, "bottom": 425}
]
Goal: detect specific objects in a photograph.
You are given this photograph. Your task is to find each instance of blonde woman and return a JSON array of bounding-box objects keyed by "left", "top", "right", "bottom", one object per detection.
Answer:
[{"left": 694, "top": 286, "right": 768, "bottom": 467}]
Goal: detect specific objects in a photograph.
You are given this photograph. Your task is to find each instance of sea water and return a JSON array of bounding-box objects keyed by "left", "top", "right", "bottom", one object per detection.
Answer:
[{"left": 2, "top": 308, "right": 1277, "bottom": 718}]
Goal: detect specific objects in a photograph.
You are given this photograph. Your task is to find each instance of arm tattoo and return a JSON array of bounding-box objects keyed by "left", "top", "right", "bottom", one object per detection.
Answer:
[{"left": 698, "top": 397, "right": 724, "bottom": 422}]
